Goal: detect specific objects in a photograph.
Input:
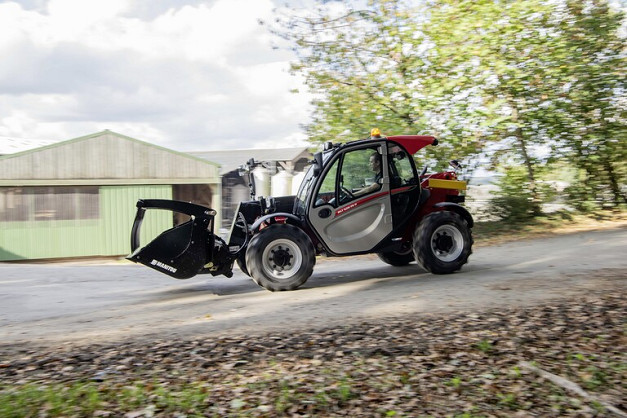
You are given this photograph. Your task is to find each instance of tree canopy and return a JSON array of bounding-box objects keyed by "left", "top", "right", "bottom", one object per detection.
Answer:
[{"left": 271, "top": 0, "right": 626, "bottom": 211}]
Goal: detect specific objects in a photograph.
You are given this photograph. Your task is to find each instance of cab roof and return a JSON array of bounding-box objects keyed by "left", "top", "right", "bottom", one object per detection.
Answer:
[
  {"left": 323, "top": 134, "right": 438, "bottom": 157},
  {"left": 386, "top": 135, "right": 438, "bottom": 155}
]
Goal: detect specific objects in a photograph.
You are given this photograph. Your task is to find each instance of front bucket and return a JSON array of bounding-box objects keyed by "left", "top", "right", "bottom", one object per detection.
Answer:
[{"left": 126, "top": 199, "right": 216, "bottom": 279}]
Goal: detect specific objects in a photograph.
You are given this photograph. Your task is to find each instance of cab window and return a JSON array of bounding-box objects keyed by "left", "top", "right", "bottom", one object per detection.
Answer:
[
  {"left": 314, "top": 146, "right": 382, "bottom": 207},
  {"left": 338, "top": 147, "right": 382, "bottom": 203},
  {"left": 387, "top": 143, "right": 415, "bottom": 188},
  {"left": 313, "top": 159, "right": 338, "bottom": 207}
]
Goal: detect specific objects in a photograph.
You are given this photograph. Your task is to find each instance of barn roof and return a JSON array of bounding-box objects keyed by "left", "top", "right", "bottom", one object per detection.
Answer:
[{"left": 0, "top": 130, "right": 220, "bottom": 186}]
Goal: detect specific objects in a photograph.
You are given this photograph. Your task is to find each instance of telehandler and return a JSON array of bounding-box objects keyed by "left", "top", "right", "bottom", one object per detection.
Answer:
[{"left": 127, "top": 130, "right": 473, "bottom": 291}]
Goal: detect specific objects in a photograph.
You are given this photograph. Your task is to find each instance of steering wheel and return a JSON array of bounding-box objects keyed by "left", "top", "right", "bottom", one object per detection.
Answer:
[
  {"left": 339, "top": 186, "right": 354, "bottom": 203},
  {"left": 340, "top": 186, "right": 354, "bottom": 198}
]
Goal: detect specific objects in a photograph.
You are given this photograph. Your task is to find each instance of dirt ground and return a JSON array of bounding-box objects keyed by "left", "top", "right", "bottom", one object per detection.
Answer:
[{"left": 0, "top": 217, "right": 625, "bottom": 416}]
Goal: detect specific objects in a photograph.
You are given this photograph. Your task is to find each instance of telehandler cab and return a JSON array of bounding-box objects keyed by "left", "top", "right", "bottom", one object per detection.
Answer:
[{"left": 127, "top": 130, "right": 474, "bottom": 291}]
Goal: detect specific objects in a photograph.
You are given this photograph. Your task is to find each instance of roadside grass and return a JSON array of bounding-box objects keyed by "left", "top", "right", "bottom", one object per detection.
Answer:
[
  {"left": 473, "top": 209, "right": 627, "bottom": 246},
  {"left": 0, "top": 374, "right": 362, "bottom": 417},
  {"left": 1, "top": 344, "right": 624, "bottom": 417}
]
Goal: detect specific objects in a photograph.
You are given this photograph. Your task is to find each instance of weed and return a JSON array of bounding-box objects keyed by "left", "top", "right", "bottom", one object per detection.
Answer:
[
  {"left": 475, "top": 339, "right": 495, "bottom": 354},
  {"left": 447, "top": 376, "right": 463, "bottom": 389},
  {"left": 398, "top": 370, "right": 411, "bottom": 385},
  {"left": 496, "top": 392, "right": 519, "bottom": 409},
  {"left": 509, "top": 366, "right": 522, "bottom": 378},
  {"left": 581, "top": 366, "right": 608, "bottom": 390}
]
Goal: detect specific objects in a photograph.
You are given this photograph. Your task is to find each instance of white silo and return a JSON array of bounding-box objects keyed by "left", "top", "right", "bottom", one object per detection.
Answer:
[
  {"left": 252, "top": 166, "right": 271, "bottom": 198},
  {"left": 271, "top": 170, "right": 294, "bottom": 197}
]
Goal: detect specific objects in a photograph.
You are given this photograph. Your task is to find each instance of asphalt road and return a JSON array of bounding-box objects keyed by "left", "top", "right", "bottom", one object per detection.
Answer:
[{"left": 1, "top": 227, "right": 625, "bottom": 347}]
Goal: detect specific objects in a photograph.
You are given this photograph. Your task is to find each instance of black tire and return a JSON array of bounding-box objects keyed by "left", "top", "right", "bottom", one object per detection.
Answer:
[
  {"left": 377, "top": 248, "right": 414, "bottom": 266},
  {"left": 413, "top": 211, "right": 473, "bottom": 274},
  {"left": 245, "top": 224, "right": 315, "bottom": 291},
  {"left": 236, "top": 253, "right": 250, "bottom": 277}
]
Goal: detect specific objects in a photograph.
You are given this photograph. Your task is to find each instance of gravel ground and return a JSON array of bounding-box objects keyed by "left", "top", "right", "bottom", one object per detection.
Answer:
[{"left": 1, "top": 279, "right": 625, "bottom": 417}]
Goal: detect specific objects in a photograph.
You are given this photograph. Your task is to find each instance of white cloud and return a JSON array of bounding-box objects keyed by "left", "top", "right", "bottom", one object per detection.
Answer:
[{"left": 0, "top": 0, "right": 312, "bottom": 151}]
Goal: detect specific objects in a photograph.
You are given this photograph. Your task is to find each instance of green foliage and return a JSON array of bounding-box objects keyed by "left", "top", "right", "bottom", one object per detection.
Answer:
[
  {"left": 271, "top": 0, "right": 482, "bottom": 169},
  {"left": 475, "top": 339, "right": 495, "bottom": 354},
  {"left": 497, "top": 392, "right": 520, "bottom": 409},
  {"left": 0, "top": 381, "right": 212, "bottom": 417},
  {"left": 447, "top": 376, "right": 464, "bottom": 388},
  {"left": 270, "top": 0, "right": 626, "bottom": 214},
  {"left": 490, "top": 165, "right": 542, "bottom": 222},
  {"left": 551, "top": 1, "right": 627, "bottom": 209}
]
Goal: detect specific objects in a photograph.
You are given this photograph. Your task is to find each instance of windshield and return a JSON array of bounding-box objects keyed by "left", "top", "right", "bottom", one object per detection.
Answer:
[
  {"left": 294, "top": 165, "right": 316, "bottom": 216},
  {"left": 294, "top": 148, "right": 336, "bottom": 216}
]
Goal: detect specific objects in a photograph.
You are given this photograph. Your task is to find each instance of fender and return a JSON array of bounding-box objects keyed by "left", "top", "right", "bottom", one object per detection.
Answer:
[
  {"left": 251, "top": 212, "right": 302, "bottom": 233},
  {"left": 433, "top": 202, "right": 474, "bottom": 228}
]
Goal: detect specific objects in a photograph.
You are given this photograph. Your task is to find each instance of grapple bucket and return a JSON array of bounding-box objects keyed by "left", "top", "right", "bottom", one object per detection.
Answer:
[{"left": 126, "top": 199, "right": 217, "bottom": 279}]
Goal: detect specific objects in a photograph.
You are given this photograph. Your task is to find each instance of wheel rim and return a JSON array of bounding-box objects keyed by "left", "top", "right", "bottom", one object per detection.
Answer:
[
  {"left": 261, "top": 238, "right": 303, "bottom": 280},
  {"left": 430, "top": 224, "right": 463, "bottom": 262}
]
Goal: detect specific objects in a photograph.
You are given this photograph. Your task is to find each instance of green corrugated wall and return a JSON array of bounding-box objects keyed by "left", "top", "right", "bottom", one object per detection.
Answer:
[{"left": 0, "top": 185, "right": 172, "bottom": 261}]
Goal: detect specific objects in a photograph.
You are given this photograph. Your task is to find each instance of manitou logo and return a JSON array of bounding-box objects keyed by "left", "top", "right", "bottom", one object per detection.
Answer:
[
  {"left": 150, "top": 259, "right": 177, "bottom": 273},
  {"left": 335, "top": 201, "right": 359, "bottom": 216}
]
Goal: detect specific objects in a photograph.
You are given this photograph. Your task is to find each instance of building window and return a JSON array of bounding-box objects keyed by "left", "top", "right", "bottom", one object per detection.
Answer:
[{"left": 0, "top": 186, "right": 100, "bottom": 222}]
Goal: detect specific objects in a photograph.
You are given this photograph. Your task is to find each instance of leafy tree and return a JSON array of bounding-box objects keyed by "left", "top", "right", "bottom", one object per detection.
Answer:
[
  {"left": 551, "top": 1, "right": 626, "bottom": 209},
  {"left": 425, "top": 0, "right": 625, "bottom": 211},
  {"left": 270, "top": 0, "right": 483, "bottom": 170},
  {"left": 425, "top": 0, "right": 574, "bottom": 212},
  {"left": 271, "top": 0, "right": 625, "bottom": 212}
]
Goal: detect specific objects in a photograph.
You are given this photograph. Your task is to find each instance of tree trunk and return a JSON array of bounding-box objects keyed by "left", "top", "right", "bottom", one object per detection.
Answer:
[
  {"left": 510, "top": 102, "right": 541, "bottom": 214},
  {"left": 601, "top": 156, "right": 626, "bottom": 206}
]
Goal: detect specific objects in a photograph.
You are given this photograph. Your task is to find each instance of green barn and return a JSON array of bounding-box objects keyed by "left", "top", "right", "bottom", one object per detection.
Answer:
[{"left": 0, "top": 131, "right": 221, "bottom": 261}]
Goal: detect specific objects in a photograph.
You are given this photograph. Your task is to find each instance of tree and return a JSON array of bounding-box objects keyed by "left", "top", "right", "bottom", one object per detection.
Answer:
[
  {"left": 271, "top": 0, "right": 483, "bottom": 169},
  {"left": 552, "top": 1, "right": 626, "bottom": 209},
  {"left": 423, "top": 0, "right": 625, "bottom": 211},
  {"left": 272, "top": 0, "right": 625, "bottom": 212},
  {"left": 425, "top": 0, "right": 577, "bottom": 212}
]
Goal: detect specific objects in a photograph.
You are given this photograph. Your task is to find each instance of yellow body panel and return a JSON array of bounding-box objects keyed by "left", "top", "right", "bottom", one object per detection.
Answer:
[{"left": 427, "top": 178, "right": 467, "bottom": 190}]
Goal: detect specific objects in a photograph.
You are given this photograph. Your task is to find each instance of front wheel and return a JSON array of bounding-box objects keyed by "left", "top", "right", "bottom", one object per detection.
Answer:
[
  {"left": 245, "top": 224, "right": 315, "bottom": 291},
  {"left": 413, "top": 211, "right": 472, "bottom": 274}
]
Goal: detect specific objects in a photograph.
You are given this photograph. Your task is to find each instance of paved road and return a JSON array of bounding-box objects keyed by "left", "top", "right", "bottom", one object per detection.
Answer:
[{"left": 1, "top": 227, "right": 625, "bottom": 346}]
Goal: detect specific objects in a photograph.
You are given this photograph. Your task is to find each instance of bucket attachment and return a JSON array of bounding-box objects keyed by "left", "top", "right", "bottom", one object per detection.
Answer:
[{"left": 126, "top": 199, "right": 217, "bottom": 279}]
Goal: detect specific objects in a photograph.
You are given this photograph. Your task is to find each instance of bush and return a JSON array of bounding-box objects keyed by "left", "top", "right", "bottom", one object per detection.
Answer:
[
  {"left": 491, "top": 195, "right": 538, "bottom": 223},
  {"left": 489, "top": 165, "right": 541, "bottom": 223}
]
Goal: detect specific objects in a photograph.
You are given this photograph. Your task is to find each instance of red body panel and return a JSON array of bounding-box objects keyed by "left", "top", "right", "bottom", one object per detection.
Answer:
[
  {"left": 390, "top": 170, "right": 461, "bottom": 242},
  {"left": 420, "top": 171, "right": 461, "bottom": 208},
  {"left": 386, "top": 135, "right": 436, "bottom": 155}
]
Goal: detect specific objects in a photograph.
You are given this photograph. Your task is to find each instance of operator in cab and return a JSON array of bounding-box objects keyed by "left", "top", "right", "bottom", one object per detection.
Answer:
[{"left": 353, "top": 151, "right": 382, "bottom": 197}]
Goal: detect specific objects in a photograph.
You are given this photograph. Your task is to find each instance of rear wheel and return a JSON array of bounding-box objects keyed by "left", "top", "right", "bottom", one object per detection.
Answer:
[
  {"left": 413, "top": 211, "right": 472, "bottom": 274},
  {"left": 246, "top": 224, "right": 315, "bottom": 291},
  {"left": 377, "top": 247, "right": 414, "bottom": 266}
]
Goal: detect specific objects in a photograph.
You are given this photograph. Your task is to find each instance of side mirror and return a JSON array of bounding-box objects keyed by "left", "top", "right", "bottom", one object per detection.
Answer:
[{"left": 312, "top": 152, "right": 323, "bottom": 176}]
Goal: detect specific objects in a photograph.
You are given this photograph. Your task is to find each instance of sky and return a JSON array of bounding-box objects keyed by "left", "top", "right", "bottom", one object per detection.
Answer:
[{"left": 0, "top": 0, "right": 315, "bottom": 151}]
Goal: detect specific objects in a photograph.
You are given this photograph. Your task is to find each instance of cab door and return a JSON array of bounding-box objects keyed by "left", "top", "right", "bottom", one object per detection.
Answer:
[{"left": 307, "top": 144, "right": 393, "bottom": 255}]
